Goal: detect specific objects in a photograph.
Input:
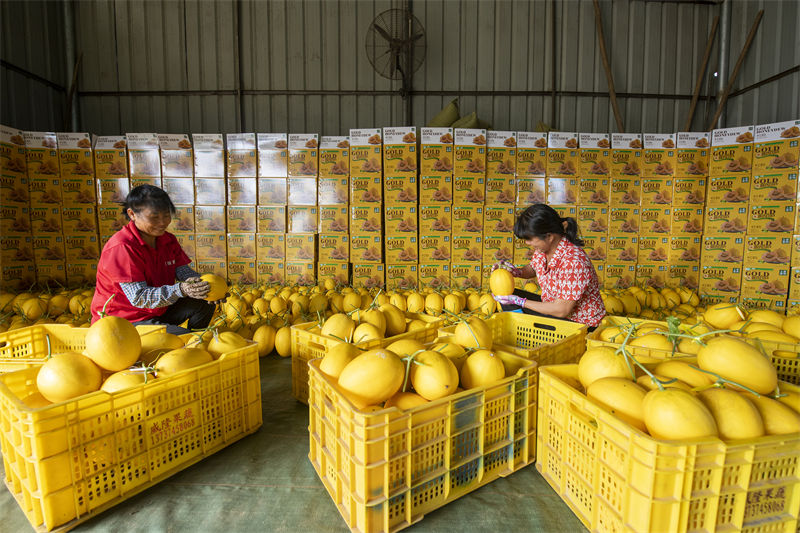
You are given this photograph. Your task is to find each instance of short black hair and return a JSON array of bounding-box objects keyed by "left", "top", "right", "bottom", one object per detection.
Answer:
[
  {"left": 513, "top": 203, "right": 584, "bottom": 246},
  {"left": 122, "top": 185, "right": 176, "bottom": 220}
]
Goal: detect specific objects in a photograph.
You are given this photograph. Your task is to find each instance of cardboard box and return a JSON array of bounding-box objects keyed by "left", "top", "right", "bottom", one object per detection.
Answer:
[
  {"left": 96, "top": 206, "right": 126, "bottom": 235},
  {"left": 671, "top": 207, "right": 704, "bottom": 235},
  {"left": 0, "top": 205, "right": 31, "bottom": 235},
  {"left": 514, "top": 237, "right": 534, "bottom": 265},
  {"left": 257, "top": 260, "right": 285, "bottom": 285},
  {"left": 1, "top": 125, "right": 28, "bottom": 178},
  {"left": 608, "top": 206, "right": 640, "bottom": 234},
  {"left": 0, "top": 262, "right": 35, "bottom": 291},
  {"left": 350, "top": 234, "right": 382, "bottom": 263},
  {"left": 384, "top": 175, "right": 418, "bottom": 204},
  {"left": 676, "top": 132, "right": 710, "bottom": 177},
  {"left": 483, "top": 206, "right": 515, "bottom": 235},
  {"left": 1, "top": 234, "right": 33, "bottom": 263},
  {"left": 61, "top": 206, "right": 96, "bottom": 234},
  {"left": 349, "top": 129, "right": 382, "bottom": 178},
  {"left": 63, "top": 234, "right": 99, "bottom": 263},
  {"left": 386, "top": 264, "right": 418, "bottom": 290},
  {"left": 258, "top": 177, "right": 287, "bottom": 205},
  {"left": 225, "top": 259, "right": 256, "bottom": 285},
  {"left": 451, "top": 263, "right": 483, "bottom": 290},
  {"left": 486, "top": 130, "right": 517, "bottom": 179},
  {"left": 61, "top": 176, "right": 96, "bottom": 206},
  {"left": 318, "top": 205, "right": 348, "bottom": 233},
  {"left": 418, "top": 264, "right": 450, "bottom": 289},
  {"left": 36, "top": 261, "right": 66, "bottom": 287},
  {"left": 700, "top": 264, "right": 742, "bottom": 296},
  {"left": 287, "top": 134, "right": 318, "bottom": 177},
  {"left": 194, "top": 178, "right": 226, "bottom": 205},
  {"left": 748, "top": 203, "right": 795, "bottom": 234},
  {"left": 174, "top": 234, "right": 195, "bottom": 262},
  {"left": 28, "top": 175, "right": 62, "bottom": 206},
  {"left": 350, "top": 204, "right": 381, "bottom": 234},
  {"left": 318, "top": 176, "right": 349, "bottom": 205},
  {"left": 287, "top": 206, "right": 318, "bottom": 234},
  {"left": 318, "top": 234, "right": 349, "bottom": 263},
  {"left": 639, "top": 207, "right": 671, "bottom": 235},
  {"left": 0, "top": 173, "right": 29, "bottom": 206},
  {"left": 419, "top": 234, "right": 451, "bottom": 264},
  {"left": 287, "top": 177, "right": 316, "bottom": 206},
  {"left": 96, "top": 177, "right": 129, "bottom": 206},
  {"left": 667, "top": 262, "right": 700, "bottom": 290},
  {"left": 285, "top": 261, "right": 316, "bottom": 285},
  {"left": 546, "top": 177, "right": 579, "bottom": 205},
  {"left": 227, "top": 178, "right": 257, "bottom": 205},
  {"left": 516, "top": 132, "right": 547, "bottom": 177},
  {"left": 418, "top": 175, "right": 452, "bottom": 204},
  {"left": 609, "top": 177, "right": 641, "bottom": 205},
  {"left": 578, "top": 177, "right": 609, "bottom": 205},
  {"left": 385, "top": 205, "right": 418, "bottom": 235},
  {"left": 791, "top": 268, "right": 800, "bottom": 301},
  {"left": 226, "top": 133, "right": 257, "bottom": 177},
  {"left": 637, "top": 235, "right": 670, "bottom": 263},
  {"left": 65, "top": 261, "right": 97, "bottom": 286},
  {"left": 351, "top": 263, "right": 384, "bottom": 289},
  {"left": 256, "top": 205, "right": 286, "bottom": 233},
  {"left": 636, "top": 263, "right": 668, "bottom": 289},
  {"left": 642, "top": 133, "right": 676, "bottom": 178},
  {"left": 742, "top": 266, "right": 790, "bottom": 299},
  {"left": 707, "top": 175, "right": 750, "bottom": 205},
  {"left": 420, "top": 128, "right": 454, "bottom": 176},
  {"left": 700, "top": 294, "right": 740, "bottom": 307},
  {"left": 546, "top": 132, "right": 579, "bottom": 177},
  {"left": 741, "top": 295, "right": 788, "bottom": 313},
  {"left": 318, "top": 136, "right": 349, "bottom": 179},
  {"left": 669, "top": 235, "right": 701, "bottom": 263},
  {"left": 383, "top": 127, "right": 417, "bottom": 178},
  {"left": 454, "top": 128, "right": 487, "bottom": 177},
  {"left": 160, "top": 177, "right": 193, "bottom": 205},
  {"left": 226, "top": 232, "right": 256, "bottom": 260},
  {"left": 577, "top": 205, "right": 609, "bottom": 235},
  {"left": 452, "top": 205, "right": 483, "bottom": 234},
  {"left": 195, "top": 233, "right": 228, "bottom": 261},
  {"left": 256, "top": 233, "right": 286, "bottom": 261},
  {"left": 710, "top": 125, "right": 755, "bottom": 176},
  {"left": 385, "top": 235, "right": 418, "bottom": 263},
  {"left": 195, "top": 260, "right": 226, "bottom": 277},
  {"left": 453, "top": 175, "right": 485, "bottom": 204},
  {"left": 744, "top": 234, "right": 792, "bottom": 267},
  {"left": 451, "top": 234, "right": 482, "bottom": 263},
  {"left": 158, "top": 134, "right": 193, "bottom": 177},
  {"left": 349, "top": 176, "right": 382, "bottom": 205},
  {"left": 750, "top": 170, "right": 798, "bottom": 204},
  {"left": 593, "top": 263, "right": 605, "bottom": 288},
  {"left": 704, "top": 205, "right": 749, "bottom": 234},
  {"left": 515, "top": 177, "right": 546, "bottom": 206},
  {"left": 316, "top": 262, "right": 349, "bottom": 286},
  {"left": 583, "top": 234, "right": 607, "bottom": 263},
  {"left": 285, "top": 233, "right": 315, "bottom": 262},
  {"left": 579, "top": 133, "right": 611, "bottom": 176},
  {"left": 788, "top": 299, "right": 800, "bottom": 316},
  {"left": 793, "top": 234, "right": 800, "bottom": 267},
  {"left": 483, "top": 234, "right": 514, "bottom": 264},
  {"left": 671, "top": 177, "right": 706, "bottom": 206},
  {"left": 549, "top": 204, "right": 578, "bottom": 220},
  {"left": 23, "top": 131, "right": 59, "bottom": 180},
  {"left": 610, "top": 133, "right": 643, "bottom": 178},
  {"left": 607, "top": 236, "right": 638, "bottom": 263},
  {"left": 57, "top": 133, "right": 94, "bottom": 181},
  {"left": 640, "top": 177, "right": 673, "bottom": 206},
  {"left": 194, "top": 205, "right": 226, "bottom": 233},
  {"left": 604, "top": 263, "right": 636, "bottom": 289},
  {"left": 192, "top": 134, "right": 225, "bottom": 178},
  {"left": 170, "top": 205, "right": 195, "bottom": 234},
  {"left": 753, "top": 119, "right": 800, "bottom": 174},
  {"left": 31, "top": 234, "right": 64, "bottom": 263},
  {"left": 130, "top": 177, "right": 161, "bottom": 190},
  {"left": 485, "top": 177, "right": 515, "bottom": 206},
  {"left": 126, "top": 133, "right": 161, "bottom": 179},
  {"left": 257, "top": 133, "right": 288, "bottom": 177},
  {"left": 226, "top": 205, "right": 256, "bottom": 233}
]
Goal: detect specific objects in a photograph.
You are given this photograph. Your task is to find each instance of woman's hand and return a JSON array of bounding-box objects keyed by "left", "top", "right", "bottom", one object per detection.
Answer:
[
  {"left": 493, "top": 294, "right": 526, "bottom": 307},
  {"left": 180, "top": 277, "right": 211, "bottom": 299},
  {"left": 491, "top": 260, "right": 522, "bottom": 277}
]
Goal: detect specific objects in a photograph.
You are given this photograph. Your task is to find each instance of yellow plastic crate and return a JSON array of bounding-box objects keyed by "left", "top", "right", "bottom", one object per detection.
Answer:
[
  {"left": 0, "top": 338, "right": 262, "bottom": 532},
  {"left": 0, "top": 325, "right": 85, "bottom": 373},
  {"left": 589, "top": 315, "right": 800, "bottom": 384},
  {"left": 307, "top": 349, "right": 538, "bottom": 533},
  {"left": 536, "top": 365, "right": 800, "bottom": 533},
  {"left": 437, "top": 312, "right": 587, "bottom": 364},
  {"left": 290, "top": 312, "right": 443, "bottom": 404}
]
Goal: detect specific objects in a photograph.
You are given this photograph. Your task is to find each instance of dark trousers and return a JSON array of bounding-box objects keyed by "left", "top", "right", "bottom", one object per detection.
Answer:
[
  {"left": 132, "top": 297, "right": 216, "bottom": 335},
  {"left": 501, "top": 289, "right": 597, "bottom": 332}
]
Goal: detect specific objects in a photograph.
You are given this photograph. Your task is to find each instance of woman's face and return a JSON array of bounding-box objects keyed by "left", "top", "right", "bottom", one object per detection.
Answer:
[
  {"left": 526, "top": 233, "right": 557, "bottom": 254},
  {"left": 128, "top": 207, "right": 171, "bottom": 239}
]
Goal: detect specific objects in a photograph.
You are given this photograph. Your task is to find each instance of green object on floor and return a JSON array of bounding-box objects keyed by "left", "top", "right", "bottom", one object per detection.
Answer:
[{"left": 0, "top": 357, "right": 586, "bottom": 532}]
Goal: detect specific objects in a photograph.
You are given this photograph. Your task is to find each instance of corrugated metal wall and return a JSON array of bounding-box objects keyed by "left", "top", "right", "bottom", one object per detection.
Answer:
[
  {"left": 0, "top": 0, "right": 67, "bottom": 131},
  {"left": 2, "top": 0, "right": 797, "bottom": 136}
]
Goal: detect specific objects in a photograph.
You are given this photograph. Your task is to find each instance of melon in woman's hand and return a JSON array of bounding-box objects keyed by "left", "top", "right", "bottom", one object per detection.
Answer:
[{"left": 489, "top": 268, "right": 515, "bottom": 296}]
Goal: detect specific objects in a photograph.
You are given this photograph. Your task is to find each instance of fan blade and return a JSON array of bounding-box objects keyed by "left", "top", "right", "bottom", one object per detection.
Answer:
[
  {"left": 371, "top": 23, "right": 393, "bottom": 42},
  {"left": 410, "top": 32, "right": 424, "bottom": 42}
]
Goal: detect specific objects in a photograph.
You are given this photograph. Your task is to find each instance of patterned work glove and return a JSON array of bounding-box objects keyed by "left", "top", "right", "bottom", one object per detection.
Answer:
[
  {"left": 493, "top": 294, "right": 526, "bottom": 307},
  {"left": 491, "top": 260, "right": 522, "bottom": 277}
]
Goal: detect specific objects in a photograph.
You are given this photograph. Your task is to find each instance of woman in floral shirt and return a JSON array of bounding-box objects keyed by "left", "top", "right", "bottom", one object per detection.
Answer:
[{"left": 492, "top": 204, "right": 606, "bottom": 330}]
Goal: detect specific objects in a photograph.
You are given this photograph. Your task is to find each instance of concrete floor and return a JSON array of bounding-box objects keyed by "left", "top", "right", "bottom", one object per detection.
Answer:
[{"left": 1, "top": 356, "right": 586, "bottom": 533}]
